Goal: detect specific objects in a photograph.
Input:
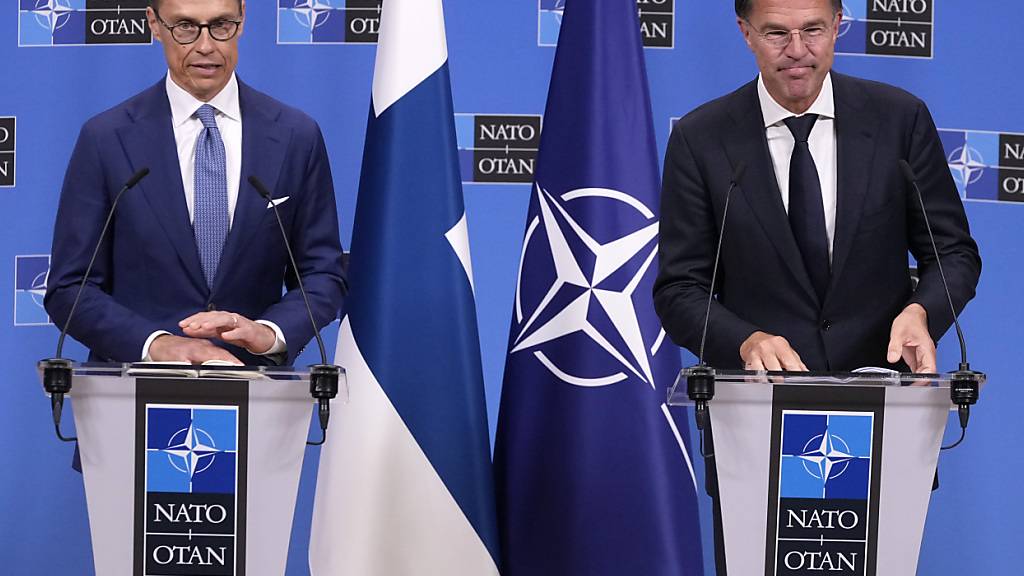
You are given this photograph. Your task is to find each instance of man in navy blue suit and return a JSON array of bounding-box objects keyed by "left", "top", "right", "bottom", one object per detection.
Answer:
[
  {"left": 655, "top": 0, "right": 980, "bottom": 374},
  {"left": 45, "top": 0, "right": 346, "bottom": 366}
]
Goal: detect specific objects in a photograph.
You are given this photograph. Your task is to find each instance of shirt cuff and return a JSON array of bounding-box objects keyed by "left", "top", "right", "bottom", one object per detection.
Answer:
[
  {"left": 253, "top": 320, "right": 287, "bottom": 355},
  {"left": 142, "top": 330, "right": 172, "bottom": 361}
]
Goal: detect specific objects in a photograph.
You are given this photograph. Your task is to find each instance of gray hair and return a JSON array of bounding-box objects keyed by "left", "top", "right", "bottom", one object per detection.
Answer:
[
  {"left": 150, "top": 0, "right": 242, "bottom": 11},
  {"left": 735, "top": 0, "right": 843, "bottom": 19}
]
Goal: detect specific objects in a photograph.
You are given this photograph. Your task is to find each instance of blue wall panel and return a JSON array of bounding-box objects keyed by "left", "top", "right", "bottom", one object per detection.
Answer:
[{"left": 1, "top": 1, "right": 1020, "bottom": 574}]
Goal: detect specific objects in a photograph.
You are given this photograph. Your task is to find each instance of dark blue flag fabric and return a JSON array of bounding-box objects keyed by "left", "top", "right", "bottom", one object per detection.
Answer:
[{"left": 493, "top": 0, "right": 705, "bottom": 574}]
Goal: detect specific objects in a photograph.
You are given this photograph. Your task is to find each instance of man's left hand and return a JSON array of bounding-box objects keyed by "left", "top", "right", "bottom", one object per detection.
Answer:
[
  {"left": 179, "top": 311, "right": 277, "bottom": 355},
  {"left": 886, "top": 303, "right": 936, "bottom": 373}
]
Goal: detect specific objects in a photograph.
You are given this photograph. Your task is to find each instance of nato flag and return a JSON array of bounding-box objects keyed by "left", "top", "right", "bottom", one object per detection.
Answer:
[{"left": 493, "top": 0, "right": 705, "bottom": 574}]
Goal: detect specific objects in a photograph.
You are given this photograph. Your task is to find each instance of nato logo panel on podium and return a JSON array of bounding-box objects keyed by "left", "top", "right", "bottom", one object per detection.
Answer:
[
  {"left": 725, "top": 382, "right": 891, "bottom": 576},
  {"left": 142, "top": 404, "right": 241, "bottom": 573},
  {"left": 18, "top": 0, "right": 151, "bottom": 47},
  {"left": 772, "top": 408, "right": 879, "bottom": 574},
  {"left": 136, "top": 379, "right": 249, "bottom": 575}
]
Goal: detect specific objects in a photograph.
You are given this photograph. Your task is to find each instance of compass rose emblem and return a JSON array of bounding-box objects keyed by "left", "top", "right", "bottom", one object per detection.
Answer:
[
  {"left": 30, "top": 0, "right": 73, "bottom": 34},
  {"left": 291, "top": 0, "right": 333, "bottom": 32},
  {"left": 947, "top": 145, "right": 987, "bottom": 191},
  {"left": 160, "top": 423, "right": 223, "bottom": 479},
  {"left": 511, "top": 183, "right": 668, "bottom": 389}
]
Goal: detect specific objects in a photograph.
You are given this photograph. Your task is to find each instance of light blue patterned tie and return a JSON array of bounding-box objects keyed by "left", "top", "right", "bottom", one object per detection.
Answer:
[{"left": 193, "top": 104, "right": 229, "bottom": 289}]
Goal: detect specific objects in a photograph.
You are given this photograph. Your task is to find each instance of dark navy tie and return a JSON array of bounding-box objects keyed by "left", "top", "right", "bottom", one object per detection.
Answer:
[
  {"left": 193, "top": 104, "right": 229, "bottom": 289},
  {"left": 783, "top": 114, "right": 830, "bottom": 302}
]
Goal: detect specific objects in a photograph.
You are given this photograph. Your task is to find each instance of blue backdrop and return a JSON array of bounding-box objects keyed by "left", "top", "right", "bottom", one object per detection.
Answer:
[{"left": 2, "top": 1, "right": 1020, "bottom": 574}]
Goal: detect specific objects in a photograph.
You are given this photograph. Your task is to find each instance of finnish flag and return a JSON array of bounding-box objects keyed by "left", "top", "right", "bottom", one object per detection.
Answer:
[{"left": 308, "top": 1, "right": 499, "bottom": 573}]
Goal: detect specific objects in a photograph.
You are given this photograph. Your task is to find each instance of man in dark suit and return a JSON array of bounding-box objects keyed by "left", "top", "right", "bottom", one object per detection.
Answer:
[
  {"left": 45, "top": 0, "right": 346, "bottom": 366},
  {"left": 655, "top": 0, "right": 980, "bottom": 374},
  {"left": 655, "top": 1, "right": 980, "bottom": 573}
]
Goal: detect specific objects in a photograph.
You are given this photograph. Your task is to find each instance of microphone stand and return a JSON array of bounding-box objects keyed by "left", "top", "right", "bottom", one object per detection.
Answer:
[
  {"left": 39, "top": 167, "right": 150, "bottom": 443},
  {"left": 249, "top": 175, "right": 340, "bottom": 446}
]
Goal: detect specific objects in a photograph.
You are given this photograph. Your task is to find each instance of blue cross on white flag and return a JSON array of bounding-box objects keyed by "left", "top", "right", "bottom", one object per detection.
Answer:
[
  {"left": 308, "top": 1, "right": 500, "bottom": 574},
  {"left": 493, "top": 0, "right": 704, "bottom": 574}
]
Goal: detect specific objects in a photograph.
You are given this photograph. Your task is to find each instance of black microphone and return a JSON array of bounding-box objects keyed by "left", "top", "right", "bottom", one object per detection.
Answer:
[
  {"left": 898, "top": 159, "right": 982, "bottom": 449},
  {"left": 248, "top": 175, "right": 340, "bottom": 446},
  {"left": 39, "top": 167, "right": 150, "bottom": 442},
  {"left": 688, "top": 161, "right": 746, "bottom": 444}
]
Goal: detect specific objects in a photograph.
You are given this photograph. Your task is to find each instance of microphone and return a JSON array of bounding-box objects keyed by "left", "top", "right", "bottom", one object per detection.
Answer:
[
  {"left": 688, "top": 161, "right": 746, "bottom": 444},
  {"left": 248, "top": 175, "right": 340, "bottom": 446},
  {"left": 898, "top": 159, "right": 983, "bottom": 449},
  {"left": 39, "top": 167, "right": 150, "bottom": 442}
]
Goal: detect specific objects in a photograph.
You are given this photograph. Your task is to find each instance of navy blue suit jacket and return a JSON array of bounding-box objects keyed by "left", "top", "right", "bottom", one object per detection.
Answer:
[
  {"left": 45, "top": 79, "right": 347, "bottom": 366},
  {"left": 654, "top": 73, "right": 981, "bottom": 370}
]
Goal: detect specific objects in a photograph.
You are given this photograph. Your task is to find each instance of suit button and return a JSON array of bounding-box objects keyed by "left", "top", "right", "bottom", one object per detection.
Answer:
[
  {"left": 207, "top": 302, "right": 216, "bottom": 311},
  {"left": 821, "top": 320, "right": 832, "bottom": 332}
]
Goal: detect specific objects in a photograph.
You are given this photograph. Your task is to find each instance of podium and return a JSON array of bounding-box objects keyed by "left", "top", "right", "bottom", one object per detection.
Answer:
[
  {"left": 668, "top": 369, "right": 980, "bottom": 576},
  {"left": 44, "top": 363, "right": 342, "bottom": 576}
]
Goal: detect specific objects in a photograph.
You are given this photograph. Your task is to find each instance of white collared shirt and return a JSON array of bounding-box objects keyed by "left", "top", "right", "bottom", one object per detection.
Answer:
[
  {"left": 758, "top": 72, "right": 838, "bottom": 259},
  {"left": 165, "top": 73, "right": 243, "bottom": 226},
  {"left": 141, "top": 74, "right": 285, "bottom": 361}
]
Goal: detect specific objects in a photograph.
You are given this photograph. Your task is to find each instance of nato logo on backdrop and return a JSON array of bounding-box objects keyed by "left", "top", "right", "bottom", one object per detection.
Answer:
[
  {"left": 277, "top": 0, "right": 381, "bottom": 44},
  {"left": 15, "top": 255, "right": 51, "bottom": 327},
  {"left": 538, "top": 0, "right": 674, "bottom": 48},
  {"left": 940, "top": 129, "right": 1024, "bottom": 203},
  {"left": 19, "top": 0, "right": 151, "bottom": 47},
  {"left": 455, "top": 114, "right": 542, "bottom": 185},
  {"left": 836, "top": 0, "right": 933, "bottom": 58},
  {"left": 0, "top": 117, "right": 14, "bottom": 188}
]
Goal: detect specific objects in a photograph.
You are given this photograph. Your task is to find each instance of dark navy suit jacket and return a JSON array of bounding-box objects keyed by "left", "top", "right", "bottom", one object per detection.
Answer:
[
  {"left": 654, "top": 73, "right": 981, "bottom": 370},
  {"left": 45, "top": 79, "right": 347, "bottom": 366}
]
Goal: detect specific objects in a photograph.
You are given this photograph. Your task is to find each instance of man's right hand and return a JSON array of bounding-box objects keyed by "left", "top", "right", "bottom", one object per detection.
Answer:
[
  {"left": 148, "top": 334, "right": 242, "bottom": 364},
  {"left": 739, "top": 331, "right": 808, "bottom": 371}
]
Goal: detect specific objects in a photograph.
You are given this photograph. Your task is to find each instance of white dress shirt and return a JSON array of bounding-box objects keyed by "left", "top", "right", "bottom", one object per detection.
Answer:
[
  {"left": 758, "top": 72, "right": 838, "bottom": 260},
  {"left": 166, "top": 73, "right": 243, "bottom": 225},
  {"left": 141, "top": 74, "right": 285, "bottom": 360}
]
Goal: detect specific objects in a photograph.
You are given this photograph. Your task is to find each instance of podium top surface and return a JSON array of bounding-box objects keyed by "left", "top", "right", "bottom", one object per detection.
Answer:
[
  {"left": 667, "top": 366, "right": 986, "bottom": 406},
  {"left": 40, "top": 361, "right": 335, "bottom": 381}
]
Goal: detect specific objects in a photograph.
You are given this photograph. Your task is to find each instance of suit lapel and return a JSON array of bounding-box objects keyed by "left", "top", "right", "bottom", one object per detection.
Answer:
[
  {"left": 827, "top": 73, "right": 878, "bottom": 302},
  {"left": 116, "top": 82, "right": 207, "bottom": 294},
  {"left": 725, "top": 81, "right": 820, "bottom": 305},
  {"left": 214, "top": 81, "right": 290, "bottom": 290}
]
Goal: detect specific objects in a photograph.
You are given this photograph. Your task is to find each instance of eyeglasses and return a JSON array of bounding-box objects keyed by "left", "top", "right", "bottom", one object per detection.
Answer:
[
  {"left": 154, "top": 10, "right": 242, "bottom": 45},
  {"left": 745, "top": 20, "right": 833, "bottom": 49}
]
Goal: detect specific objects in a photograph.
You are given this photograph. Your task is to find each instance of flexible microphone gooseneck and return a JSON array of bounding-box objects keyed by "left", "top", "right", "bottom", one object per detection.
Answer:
[
  {"left": 897, "top": 159, "right": 982, "bottom": 450},
  {"left": 248, "top": 175, "right": 340, "bottom": 446},
  {"left": 687, "top": 162, "right": 746, "bottom": 457},
  {"left": 39, "top": 167, "right": 150, "bottom": 442}
]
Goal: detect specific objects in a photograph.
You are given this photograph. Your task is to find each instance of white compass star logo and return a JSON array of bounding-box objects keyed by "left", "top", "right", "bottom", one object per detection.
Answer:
[
  {"left": 291, "top": 0, "right": 333, "bottom": 31},
  {"left": 947, "top": 145, "right": 987, "bottom": 191},
  {"left": 551, "top": 0, "right": 565, "bottom": 24},
  {"left": 511, "top": 184, "right": 666, "bottom": 388},
  {"left": 29, "top": 269, "right": 48, "bottom": 308},
  {"left": 798, "top": 431, "right": 854, "bottom": 482},
  {"left": 161, "top": 424, "right": 222, "bottom": 478},
  {"left": 31, "top": 0, "right": 73, "bottom": 33},
  {"left": 838, "top": 3, "right": 855, "bottom": 37}
]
